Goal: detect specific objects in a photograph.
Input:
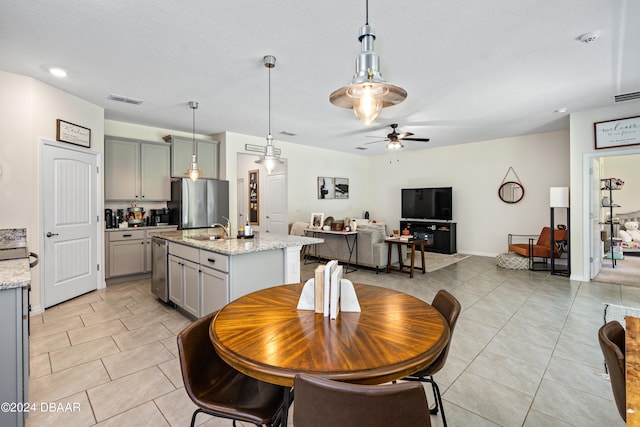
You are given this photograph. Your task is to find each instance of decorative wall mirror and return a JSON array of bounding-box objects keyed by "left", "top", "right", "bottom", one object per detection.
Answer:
[
  {"left": 499, "top": 167, "right": 525, "bottom": 204},
  {"left": 499, "top": 181, "right": 525, "bottom": 204}
]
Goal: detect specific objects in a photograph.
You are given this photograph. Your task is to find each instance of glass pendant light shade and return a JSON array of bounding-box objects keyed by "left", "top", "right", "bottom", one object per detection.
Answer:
[
  {"left": 330, "top": 5, "right": 406, "bottom": 125},
  {"left": 187, "top": 154, "right": 201, "bottom": 181},
  {"left": 387, "top": 140, "right": 403, "bottom": 150}
]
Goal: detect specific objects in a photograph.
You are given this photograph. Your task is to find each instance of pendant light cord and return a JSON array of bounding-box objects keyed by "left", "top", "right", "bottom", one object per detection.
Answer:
[
  {"left": 192, "top": 104, "right": 196, "bottom": 155},
  {"left": 268, "top": 64, "right": 272, "bottom": 137},
  {"left": 365, "top": 0, "right": 369, "bottom": 25}
]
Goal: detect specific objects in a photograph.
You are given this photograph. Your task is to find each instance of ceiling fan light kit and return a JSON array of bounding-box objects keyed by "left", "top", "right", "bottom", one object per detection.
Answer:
[{"left": 330, "top": 0, "right": 407, "bottom": 125}]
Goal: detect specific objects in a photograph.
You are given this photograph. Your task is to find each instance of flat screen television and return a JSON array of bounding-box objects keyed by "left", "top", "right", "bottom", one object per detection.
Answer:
[{"left": 401, "top": 187, "right": 452, "bottom": 221}]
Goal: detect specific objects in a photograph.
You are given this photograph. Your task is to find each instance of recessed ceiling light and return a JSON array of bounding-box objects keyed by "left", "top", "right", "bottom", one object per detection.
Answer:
[
  {"left": 49, "top": 67, "right": 67, "bottom": 77},
  {"left": 279, "top": 131, "right": 297, "bottom": 137},
  {"left": 554, "top": 108, "right": 568, "bottom": 113},
  {"left": 579, "top": 32, "right": 600, "bottom": 44}
]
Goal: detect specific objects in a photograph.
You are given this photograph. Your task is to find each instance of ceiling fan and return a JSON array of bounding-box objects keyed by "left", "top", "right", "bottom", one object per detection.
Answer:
[{"left": 365, "top": 123, "right": 430, "bottom": 150}]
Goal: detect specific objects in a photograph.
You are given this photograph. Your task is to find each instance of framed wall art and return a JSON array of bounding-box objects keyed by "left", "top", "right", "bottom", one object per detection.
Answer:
[
  {"left": 334, "top": 177, "right": 349, "bottom": 199},
  {"left": 56, "top": 119, "right": 91, "bottom": 148},
  {"left": 248, "top": 169, "right": 259, "bottom": 225},
  {"left": 594, "top": 115, "right": 640, "bottom": 150},
  {"left": 317, "top": 177, "right": 334, "bottom": 199}
]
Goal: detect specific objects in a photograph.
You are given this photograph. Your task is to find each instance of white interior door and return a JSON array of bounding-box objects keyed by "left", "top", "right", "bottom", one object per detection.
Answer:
[
  {"left": 591, "top": 157, "right": 603, "bottom": 279},
  {"left": 42, "top": 143, "right": 98, "bottom": 307},
  {"left": 265, "top": 173, "right": 288, "bottom": 234}
]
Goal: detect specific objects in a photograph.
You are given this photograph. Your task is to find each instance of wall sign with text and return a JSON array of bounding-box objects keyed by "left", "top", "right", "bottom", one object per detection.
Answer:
[
  {"left": 248, "top": 169, "right": 259, "bottom": 225},
  {"left": 594, "top": 115, "right": 640, "bottom": 150}
]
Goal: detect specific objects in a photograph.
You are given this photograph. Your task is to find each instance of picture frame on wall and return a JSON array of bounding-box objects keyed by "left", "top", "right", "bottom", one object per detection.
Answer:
[
  {"left": 317, "top": 177, "right": 334, "bottom": 199},
  {"left": 334, "top": 177, "right": 349, "bottom": 199},
  {"left": 56, "top": 119, "right": 91, "bottom": 148},
  {"left": 594, "top": 115, "right": 640, "bottom": 150},
  {"left": 248, "top": 169, "right": 259, "bottom": 225}
]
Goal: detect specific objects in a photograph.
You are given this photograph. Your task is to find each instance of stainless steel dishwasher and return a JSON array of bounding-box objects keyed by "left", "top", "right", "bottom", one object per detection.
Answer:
[{"left": 151, "top": 237, "right": 169, "bottom": 303}]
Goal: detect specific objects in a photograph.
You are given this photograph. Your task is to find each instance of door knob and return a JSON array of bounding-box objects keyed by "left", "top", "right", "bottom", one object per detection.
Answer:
[{"left": 46, "top": 232, "right": 59, "bottom": 237}]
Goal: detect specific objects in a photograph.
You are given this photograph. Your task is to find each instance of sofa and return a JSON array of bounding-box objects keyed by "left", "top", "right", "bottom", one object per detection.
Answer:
[{"left": 290, "top": 221, "right": 406, "bottom": 271}]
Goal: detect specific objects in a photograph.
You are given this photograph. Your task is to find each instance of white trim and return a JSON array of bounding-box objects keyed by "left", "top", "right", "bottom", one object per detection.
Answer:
[{"left": 581, "top": 146, "right": 640, "bottom": 282}]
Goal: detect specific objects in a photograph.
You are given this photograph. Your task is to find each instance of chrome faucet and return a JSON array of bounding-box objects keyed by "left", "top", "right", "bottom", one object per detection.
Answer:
[{"left": 211, "top": 216, "right": 232, "bottom": 239}]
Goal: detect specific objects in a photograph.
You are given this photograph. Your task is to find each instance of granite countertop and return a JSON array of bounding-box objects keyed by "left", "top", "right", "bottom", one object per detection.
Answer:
[
  {"left": 105, "top": 225, "right": 178, "bottom": 232},
  {"left": 0, "top": 259, "right": 31, "bottom": 290},
  {"left": 151, "top": 229, "right": 323, "bottom": 256},
  {"left": 0, "top": 228, "right": 26, "bottom": 249}
]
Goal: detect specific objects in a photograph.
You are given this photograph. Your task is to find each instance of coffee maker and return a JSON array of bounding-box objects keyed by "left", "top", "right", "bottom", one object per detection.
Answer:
[
  {"left": 105, "top": 209, "right": 114, "bottom": 229},
  {"left": 149, "top": 208, "right": 170, "bottom": 226}
]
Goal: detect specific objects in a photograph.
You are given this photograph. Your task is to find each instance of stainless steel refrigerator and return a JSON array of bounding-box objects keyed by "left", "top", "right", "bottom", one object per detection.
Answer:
[{"left": 168, "top": 178, "right": 229, "bottom": 229}]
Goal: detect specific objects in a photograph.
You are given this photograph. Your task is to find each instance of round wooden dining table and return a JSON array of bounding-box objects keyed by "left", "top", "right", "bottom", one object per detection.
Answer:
[{"left": 209, "top": 282, "right": 450, "bottom": 387}]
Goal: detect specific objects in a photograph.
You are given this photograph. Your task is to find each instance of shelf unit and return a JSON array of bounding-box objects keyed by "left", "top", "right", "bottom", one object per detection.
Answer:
[
  {"left": 399, "top": 220, "right": 457, "bottom": 254},
  {"left": 550, "top": 207, "right": 570, "bottom": 276},
  {"left": 601, "top": 178, "right": 624, "bottom": 267}
]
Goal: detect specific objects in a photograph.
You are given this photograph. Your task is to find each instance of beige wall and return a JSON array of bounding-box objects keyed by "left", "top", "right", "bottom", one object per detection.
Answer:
[
  {"left": 0, "top": 71, "right": 104, "bottom": 312},
  {"left": 369, "top": 130, "right": 571, "bottom": 256}
]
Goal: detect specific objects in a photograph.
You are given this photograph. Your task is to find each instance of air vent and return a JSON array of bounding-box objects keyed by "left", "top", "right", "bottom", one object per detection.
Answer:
[
  {"left": 615, "top": 91, "right": 640, "bottom": 103},
  {"left": 355, "top": 147, "right": 368, "bottom": 150},
  {"left": 108, "top": 94, "right": 144, "bottom": 105}
]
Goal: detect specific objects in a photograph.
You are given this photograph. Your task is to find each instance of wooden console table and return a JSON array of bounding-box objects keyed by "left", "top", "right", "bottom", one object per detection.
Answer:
[
  {"left": 304, "top": 229, "right": 358, "bottom": 273},
  {"left": 385, "top": 238, "right": 426, "bottom": 278}
]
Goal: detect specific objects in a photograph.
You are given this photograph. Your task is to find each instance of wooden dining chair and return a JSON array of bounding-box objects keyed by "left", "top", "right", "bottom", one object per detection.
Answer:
[
  {"left": 293, "top": 373, "right": 431, "bottom": 426},
  {"left": 403, "top": 289, "right": 461, "bottom": 427},
  {"left": 598, "top": 320, "right": 626, "bottom": 422},
  {"left": 177, "top": 311, "right": 286, "bottom": 427}
]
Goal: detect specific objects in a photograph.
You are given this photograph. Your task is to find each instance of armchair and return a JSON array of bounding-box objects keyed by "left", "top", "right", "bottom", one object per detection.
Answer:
[{"left": 508, "top": 227, "right": 567, "bottom": 271}]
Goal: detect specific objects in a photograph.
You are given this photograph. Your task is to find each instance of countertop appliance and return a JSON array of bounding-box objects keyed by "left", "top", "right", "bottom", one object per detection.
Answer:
[
  {"left": 168, "top": 178, "right": 229, "bottom": 229},
  {"left": 151, "top": 237, "right": 169, "bottom": 303}
]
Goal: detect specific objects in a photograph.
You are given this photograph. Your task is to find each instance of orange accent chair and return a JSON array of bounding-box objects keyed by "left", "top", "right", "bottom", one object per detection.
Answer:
[{"left": 508, "top": 227, "right": 567, "bottom": 270}]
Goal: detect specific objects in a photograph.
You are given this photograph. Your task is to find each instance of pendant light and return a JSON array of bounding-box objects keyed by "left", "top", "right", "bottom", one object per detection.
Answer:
[
  {"left": 186, "top": 101, "right": 201, "bottom": 181},
  {"left": 329, "top": 0, "right": 407, "bottom": 125},
  {"left": 255, "top": 55, "right": 282, "bottom": 174}
]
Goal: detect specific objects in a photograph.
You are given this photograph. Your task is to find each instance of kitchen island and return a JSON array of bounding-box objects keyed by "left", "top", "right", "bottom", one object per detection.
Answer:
[
  {"left": 151, "top": 229, "right": 322, "bottom": 318},
  {"left": 0, "top": 229, "right": 31, "bottom": 427}
]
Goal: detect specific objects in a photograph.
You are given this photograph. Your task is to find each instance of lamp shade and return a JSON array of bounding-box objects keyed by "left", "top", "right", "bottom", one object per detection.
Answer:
[{"left": 550, "top": 187, "right": 569, "bottom": 208}]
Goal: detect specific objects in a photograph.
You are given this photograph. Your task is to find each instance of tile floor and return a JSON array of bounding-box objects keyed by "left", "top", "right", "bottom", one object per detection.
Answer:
[{"left": 26, "top": 255, "right": 634, "bottom": 426}]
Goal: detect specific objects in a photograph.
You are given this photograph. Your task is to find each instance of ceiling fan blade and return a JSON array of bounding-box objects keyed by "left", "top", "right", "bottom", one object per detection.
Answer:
[
  {"left": 401, "top": 137, "right": 430, "bottom": 142},
  {"left": 364, "top": 139, "right": 388, "bottom": 145},
  {"left": 397, "top": 131, "right": 414, "bottom": 139}
]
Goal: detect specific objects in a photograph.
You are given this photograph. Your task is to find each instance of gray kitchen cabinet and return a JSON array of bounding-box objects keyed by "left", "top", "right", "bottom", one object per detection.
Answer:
[
  {"left": 105, "top": 136, "right": 170, "bottom": 201},
  {"left": 165, "top": 135, "right": 219, "bottom": 179},
  {"left": 199, "top": 249, "right": 229, "bottom": 316},
  {"left": 106, "top": 227, "right": 177, "bottom": 280},
  {"left": 0, "top": 286, "right": 28, "bottom": 427},
  {"left": 106, "top": 230, "right": 145, "bottom": 278},
  {"left": 168, "top": 243, "right": 201, "bottom": 317},
  {"left": 168, "top": 255, "right": 183, "bottom": 306},
  {"left": 200, "top": 265, "right": 229, "bottom": 316}
]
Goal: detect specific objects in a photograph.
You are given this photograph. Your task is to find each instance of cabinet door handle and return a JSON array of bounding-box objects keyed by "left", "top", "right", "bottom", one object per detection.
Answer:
[
  {"left": 207, "top": 258, "right": 216, "bottom": 263},
  {"left": 123, "top": 234, "right": 132, "bottom": 237}
]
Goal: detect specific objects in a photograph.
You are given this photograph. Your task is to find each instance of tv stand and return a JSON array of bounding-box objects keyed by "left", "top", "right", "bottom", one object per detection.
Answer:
[{"left": 400, "top": 220, "right": 457, "bottom": 254}]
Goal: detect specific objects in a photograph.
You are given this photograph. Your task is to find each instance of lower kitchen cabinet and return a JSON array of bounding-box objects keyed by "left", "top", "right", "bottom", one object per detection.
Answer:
[
  {"left": 107, "top": 230, "right": 146, "bottom": 277},
  {"left": 0, "top": 286, "right": 28, "bottom": 427},
  {"left": 168, "top": 243, "right": 230, "bottom": 318},
  {"left": 200, "top": 265, "right": 229, "bottom": 316},
  {"left": 106, "top": 227, "right": 177, "bottom": 279}
]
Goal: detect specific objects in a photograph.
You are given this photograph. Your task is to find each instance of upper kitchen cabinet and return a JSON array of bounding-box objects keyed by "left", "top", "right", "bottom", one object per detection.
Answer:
[
  {"left": 105, "top": 136, "right": 171, "bottom": 201},
  {"left": 164, "top": 135, "right": 219, "bottom": 179}
]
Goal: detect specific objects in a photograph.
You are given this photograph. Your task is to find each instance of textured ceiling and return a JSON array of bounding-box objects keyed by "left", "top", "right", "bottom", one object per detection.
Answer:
[{"left": 1, "top": 0, "right": 638, "bottom": 155}]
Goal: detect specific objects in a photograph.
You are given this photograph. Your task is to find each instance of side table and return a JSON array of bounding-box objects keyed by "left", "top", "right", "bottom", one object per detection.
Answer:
[{"left": 385, "top": 238, "right": 426, "bottom": 278}]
